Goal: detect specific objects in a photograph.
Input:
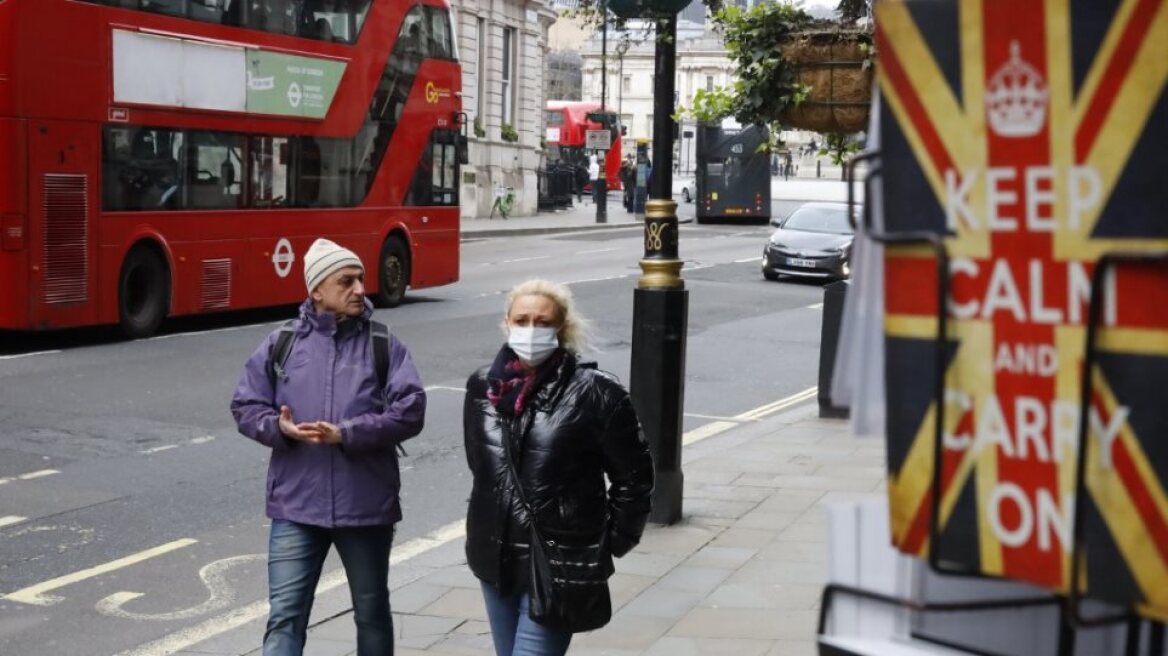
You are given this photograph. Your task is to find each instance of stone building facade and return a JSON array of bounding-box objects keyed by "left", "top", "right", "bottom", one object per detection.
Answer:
[{"left": 452, "top": 0, "right": 556, "bottom": 218}]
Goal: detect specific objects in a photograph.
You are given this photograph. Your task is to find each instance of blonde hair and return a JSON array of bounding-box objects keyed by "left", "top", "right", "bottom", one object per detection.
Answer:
[{"left": 503, "top": 279, "right": 593, "bottom": 353}]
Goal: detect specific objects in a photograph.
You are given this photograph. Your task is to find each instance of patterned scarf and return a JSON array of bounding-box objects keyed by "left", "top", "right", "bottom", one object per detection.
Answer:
[{"left": 486, "top": 345, "right": 564, "bottom": 416}]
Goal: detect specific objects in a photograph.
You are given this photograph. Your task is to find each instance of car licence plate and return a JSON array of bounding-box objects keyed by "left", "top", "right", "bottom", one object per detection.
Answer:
[{"left": 787, "top": 257, "right": 816, "bottom": 268}]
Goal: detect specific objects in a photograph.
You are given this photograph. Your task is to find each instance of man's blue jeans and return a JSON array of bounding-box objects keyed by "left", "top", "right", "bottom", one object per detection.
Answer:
[
  {"left": 480, "top": 581, "right": 572, "bottom": 656},
  {"left": 264, "top": 519, "right": 394, "bottom": 656}
]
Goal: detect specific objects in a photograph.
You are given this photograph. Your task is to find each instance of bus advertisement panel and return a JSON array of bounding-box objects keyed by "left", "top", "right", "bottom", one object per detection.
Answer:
[
  {"left": 0, "top": 0, "right": 464, "bottom": 337},
  {"left": 695, "top": 123, "right": 771, "bottom": 223},
  {"left": 544, "top": 101, "right": 623, "bottom": 191}
]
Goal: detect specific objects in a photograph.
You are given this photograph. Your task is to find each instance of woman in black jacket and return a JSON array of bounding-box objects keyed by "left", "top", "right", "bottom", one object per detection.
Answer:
[{"left": 464, "top": 279, "right": 654, "bottom": 655}]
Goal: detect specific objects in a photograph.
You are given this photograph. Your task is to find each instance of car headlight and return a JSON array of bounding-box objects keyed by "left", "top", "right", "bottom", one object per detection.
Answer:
[{"left": 769, "top": 239, "right": 787, "bottom": 248}]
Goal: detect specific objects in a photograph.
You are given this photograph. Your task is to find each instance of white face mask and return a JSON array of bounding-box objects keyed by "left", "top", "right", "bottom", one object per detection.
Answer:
[{"left": 508, "top": 326, "right": 560, "bottom": 367}]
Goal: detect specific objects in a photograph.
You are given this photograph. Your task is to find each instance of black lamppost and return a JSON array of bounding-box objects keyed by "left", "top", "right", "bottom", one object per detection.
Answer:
[
  {"left": 595, "top": 0, "right": 609, "bottom": 223},
  {"left": 601, "top": 3, "right": 685, "bottom": 525}
]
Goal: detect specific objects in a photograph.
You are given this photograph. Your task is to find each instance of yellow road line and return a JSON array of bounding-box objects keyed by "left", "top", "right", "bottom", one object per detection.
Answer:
[{"left": 683, "top": 387, "right": 818, "bottom": 446}]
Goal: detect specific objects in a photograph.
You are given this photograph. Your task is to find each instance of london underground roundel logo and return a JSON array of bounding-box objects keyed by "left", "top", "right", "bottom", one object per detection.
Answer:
[{"left": 272, "top": 238, "right": 294, "bottom": 278}]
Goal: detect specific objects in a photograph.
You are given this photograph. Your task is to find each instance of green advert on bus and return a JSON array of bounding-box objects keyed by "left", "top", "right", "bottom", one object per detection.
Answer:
[{"left": 246, "top": 51, "right": 347, "bottom": 119}]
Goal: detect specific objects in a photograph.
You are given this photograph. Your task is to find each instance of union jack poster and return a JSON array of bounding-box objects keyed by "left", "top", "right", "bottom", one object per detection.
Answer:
[{"left": 876, "top": 0, "right": 1168, "bottom": 619}]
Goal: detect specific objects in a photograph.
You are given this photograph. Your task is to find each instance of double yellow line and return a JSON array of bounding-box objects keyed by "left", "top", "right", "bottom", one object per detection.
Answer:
[{"left": 682, "top": 386, "right": 818, "bottom": 446}]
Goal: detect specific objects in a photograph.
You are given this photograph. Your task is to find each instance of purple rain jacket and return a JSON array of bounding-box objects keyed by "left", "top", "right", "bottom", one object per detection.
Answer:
[{"left": 230, "top": 298, "right": 426, "bottom": 527}]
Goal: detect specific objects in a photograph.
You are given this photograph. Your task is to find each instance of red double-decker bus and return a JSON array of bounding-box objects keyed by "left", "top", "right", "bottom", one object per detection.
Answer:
[
  {"left": 544, "top": 101, "right": 622, "bottom": 191},
  {"left": 0, "top": 0, "right": 464, "bottom": 337}
]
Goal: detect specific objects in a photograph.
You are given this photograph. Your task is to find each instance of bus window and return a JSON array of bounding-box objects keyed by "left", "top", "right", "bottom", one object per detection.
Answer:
[
  {"left": 103, "top": 126, "right": 183, "bottom": 211},
  {"left": 248, "top": 136, "right": 290, "bottom": 208},
  {"left": 426, "top": 7, "right": 454, "bottom": 60},
  {"left": 141, "top": 0, "right": 186, "bottom": 18},
  {"left": 293, "top": 137, "right": 352, "bottom": 208},
  {"left": 81, "top": 0, "right": 372, "bottom": 43},
  {"left": 431, "top": 130, "right": 458, "bottom": 205},
  {"left": 407, "top": 129, "right": 458, "bottom": 206},
  {"left": 186, "top": 132, "right": 244, "bottom": 209},
  {"left": 398, "top": 9, "right": 428, "bottom": 61}
]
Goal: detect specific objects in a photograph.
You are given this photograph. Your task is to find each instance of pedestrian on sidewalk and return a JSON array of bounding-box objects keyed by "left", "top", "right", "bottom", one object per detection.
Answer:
[
  {"left": 574, "top": 161, "right": 588, "bottom": 205},
  {"left": 588, "top": 153, "right": 602, "bottom": 205},
  {"left": 231, "top": 238, "right": 427, "bottom": 656},
  {"left": 463, "top": 279, "right": 654, "bottom": 656}
]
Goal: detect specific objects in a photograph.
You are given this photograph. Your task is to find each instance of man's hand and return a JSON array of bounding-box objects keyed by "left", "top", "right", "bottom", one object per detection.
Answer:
[
  {"left": 305, "top": 421, "right": 342, "bottom": 445},
  {"left": 278, "top": 407, "right": 341, "bottom": 444}
]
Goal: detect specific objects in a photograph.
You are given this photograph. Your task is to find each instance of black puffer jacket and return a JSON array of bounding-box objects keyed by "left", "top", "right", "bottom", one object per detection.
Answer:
[{"left": 463, "top": 352, "right": 654, "bottom": 609}]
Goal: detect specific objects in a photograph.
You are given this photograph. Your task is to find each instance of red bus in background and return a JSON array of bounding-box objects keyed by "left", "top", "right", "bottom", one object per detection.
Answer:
[
  {"left": 544, "top": 101, "right": 622, "bottom": 191},
  {"left": 0, "top": 0, "right": 464, "bottom": 337}
]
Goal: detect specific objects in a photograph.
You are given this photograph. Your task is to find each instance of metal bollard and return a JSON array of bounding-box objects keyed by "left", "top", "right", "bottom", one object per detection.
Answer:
[{"left": 817, "top": 280, "right": 850, "bottom": 419}]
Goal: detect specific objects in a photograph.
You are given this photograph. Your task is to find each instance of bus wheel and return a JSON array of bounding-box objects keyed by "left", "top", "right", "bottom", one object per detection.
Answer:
[
  {"left": 374, "top": 236, "right": 409, "bottom": 308},
  {"left": 118, "top": 246, "right": 170, "bottom": 338}
]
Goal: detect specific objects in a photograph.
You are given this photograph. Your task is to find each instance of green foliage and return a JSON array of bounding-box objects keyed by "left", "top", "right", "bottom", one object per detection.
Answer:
[
  {"left": 501, "top": 123, "right": 519, "bottom": 143},
  {"left": 473, "top": 116, "right": 486, "bottom": 139},
  {"left": 818, "top": 132, "right": 861, "bottom": 179},
  {"left": 712, "top": 1, "right": 818, "bottom": 128},
  {"left": 673, "top": 87, "right": 735, "bottom": 125}
]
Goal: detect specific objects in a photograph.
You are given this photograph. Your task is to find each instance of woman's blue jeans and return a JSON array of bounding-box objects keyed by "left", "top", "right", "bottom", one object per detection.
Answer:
[
  {"left": 264, "top": 519, "right": 394, "bottom": 656},
  {"left": 480, "top": 581, "right": 572, "bottom": 656}
]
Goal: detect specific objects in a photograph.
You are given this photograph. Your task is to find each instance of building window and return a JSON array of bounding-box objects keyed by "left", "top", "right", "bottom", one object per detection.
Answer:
[
  {"left": 706, "top": 75, "right": 714, "bottom": 92},
  {"left": 622, "top": 75, "right": 631, "bottom": 94},
  {"left": 476, "top": 17, "right": 487, "bottom": 123},
  {"left": 502, "top": 27, "right": 517, "bottom": 126}
]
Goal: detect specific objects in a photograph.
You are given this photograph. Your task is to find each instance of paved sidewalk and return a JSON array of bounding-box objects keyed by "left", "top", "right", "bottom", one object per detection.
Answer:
[{"left": 180, "top": 402, "right": 885, "bottom": 656}]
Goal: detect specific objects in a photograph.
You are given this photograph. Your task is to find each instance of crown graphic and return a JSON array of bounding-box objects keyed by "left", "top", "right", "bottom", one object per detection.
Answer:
[{"left": 985, "top": 41, "right": 1049, "bottom": 138}]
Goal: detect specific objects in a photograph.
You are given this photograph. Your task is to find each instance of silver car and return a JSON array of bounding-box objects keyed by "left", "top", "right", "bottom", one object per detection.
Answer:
[{"left": 762, "top": 202, "right": 855, "bottom": 281}]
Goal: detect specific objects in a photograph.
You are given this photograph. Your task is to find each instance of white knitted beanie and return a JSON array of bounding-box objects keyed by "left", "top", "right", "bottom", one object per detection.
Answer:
[{"left": 303, "top": 238, "right": 364, "bottom": 293}]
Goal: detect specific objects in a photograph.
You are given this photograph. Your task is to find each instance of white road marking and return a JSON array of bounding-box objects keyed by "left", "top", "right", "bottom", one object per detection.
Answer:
[
  {"left": 0, "top": 516, "right": 27, "bottom": 529},
  {"left": 116, "top": 520, "right": 466, "bottom": 656},
  {"left": 96, "top": 554, "right": 266, "bottom": 622},
  {"left": 682, "top": 387, "right": 817, "bottom": 446},
  {"left": 562, "top": 274, "right": 629, "bottom": 285},
  {"left": 576, "top": 247, "right": 619, "bottom": 255},
  {"left": 2, "top": 538, "right": 199, "bottom": 606},
  {"left": 734, "top": 257, "right": 760, "bottom": 263},
  {"left": 424, "top": 385, "right": 465, "bottom": 393},
  {"left": 805, "top": 303, "right": 824, "bottom": 310},
  {"left": 0, "top": 469, "right": 61, "bottom": 486},
  {"left": 0, "top": 350, "right": 62, "bottom": 360},
  {"left": 190, "top": 436, "right": 215, "bottom": 445},
  {"left": 500, "top": 256, "right": 551, "bottom": 264},
  {"left": 148, "top": 325, "right": 253, "bottom": 341},
  {"left": 140, "top": 445, "right": 179, "bottom": 455}
]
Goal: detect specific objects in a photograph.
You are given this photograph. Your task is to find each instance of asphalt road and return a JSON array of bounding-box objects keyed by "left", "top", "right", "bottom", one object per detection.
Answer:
[{"left": 0, "top": 220, "right": 830, "bottom": 656}]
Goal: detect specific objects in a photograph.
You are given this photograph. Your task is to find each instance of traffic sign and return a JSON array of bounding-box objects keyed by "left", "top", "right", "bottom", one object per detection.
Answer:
[{"left": 586, "top": 129, "right": 611, "bottom": 151}]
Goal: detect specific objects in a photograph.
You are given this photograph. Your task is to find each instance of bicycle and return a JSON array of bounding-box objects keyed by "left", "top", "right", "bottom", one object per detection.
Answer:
[{"left": 489, "top": 185, "right": 515, "bottom": 220}]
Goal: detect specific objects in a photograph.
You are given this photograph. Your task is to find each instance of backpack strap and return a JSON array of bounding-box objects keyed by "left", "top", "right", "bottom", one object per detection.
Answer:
[
  {"left": 368, "top": 320, "right": 407, "bottom": 457},
  {"left": 266, "top": 319, "right": 299, "bottom": 389},
  {"left": 370, "top": 320, "right": 391, "bottom": 393}
]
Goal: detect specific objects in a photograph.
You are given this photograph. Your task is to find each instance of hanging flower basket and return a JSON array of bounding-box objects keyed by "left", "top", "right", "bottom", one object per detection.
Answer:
[{"left": 778, "top": 29, "right": 873, "bottom": 134}]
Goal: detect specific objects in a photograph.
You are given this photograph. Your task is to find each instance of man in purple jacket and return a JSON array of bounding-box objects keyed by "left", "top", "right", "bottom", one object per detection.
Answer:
[{"left": 231, "top": 238, "right": 426, "bottom": 656}]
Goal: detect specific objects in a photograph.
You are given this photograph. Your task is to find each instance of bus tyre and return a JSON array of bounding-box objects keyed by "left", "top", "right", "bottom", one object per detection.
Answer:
[
  {"left": 374, "top": 236, "right": 409, "bottom": 308},
  {"left": 118, "top": 246, "right": 170, "bottom": 339}
]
